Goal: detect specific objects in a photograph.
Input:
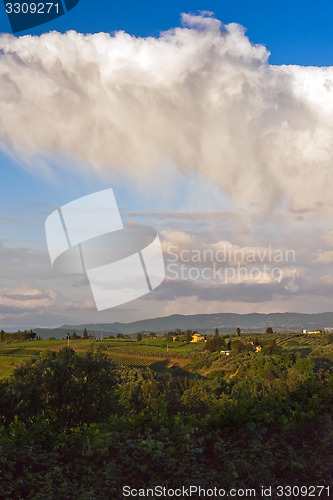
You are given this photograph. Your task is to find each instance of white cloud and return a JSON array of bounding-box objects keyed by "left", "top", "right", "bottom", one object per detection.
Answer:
[
  {"left": 0, "top": 281, "right": 57, "bottom": 311},
  {"left": 315, "top": 250, "right": 333, "bottom": 263},
  {"left": 1, "top": 13, "right": 333, "bottom": 213}
]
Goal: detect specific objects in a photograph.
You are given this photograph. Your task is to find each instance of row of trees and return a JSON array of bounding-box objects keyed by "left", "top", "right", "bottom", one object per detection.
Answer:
[
  {"left": 0, "top": 329, "right": 37, "bottom": 342},
  {"left": 0, "top": 326, "right": 277, "bottom": 344},
  {"left": 135, "top": 326, "right": 276, "bottom": 342}
]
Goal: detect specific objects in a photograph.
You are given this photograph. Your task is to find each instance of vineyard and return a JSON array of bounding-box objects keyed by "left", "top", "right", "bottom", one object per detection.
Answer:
[
  {"left": 0, "top": 345, "right": 172, "bottom": 377},
  {"left": 1, "top": 332, "right": 332, "bottom": 380},
  {"left": 107, "top": 352, "right": 169, "bottom": 371},
  {"left": 0, "top": 347, "right": 41, "bottom": 357}
]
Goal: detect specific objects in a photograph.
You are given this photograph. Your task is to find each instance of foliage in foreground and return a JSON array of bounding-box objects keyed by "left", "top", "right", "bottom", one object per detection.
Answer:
[{"left": 0, "top": 347, "right": 332, "bottom": 499}]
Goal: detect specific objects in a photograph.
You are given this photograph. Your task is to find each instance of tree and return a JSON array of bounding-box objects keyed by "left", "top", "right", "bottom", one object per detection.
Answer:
[
  {"left": 266, "top": 327, "right": 273, "bottom": 334},
  {"left": 27, "top": 330, "right": 36, "bottom": 340},
  {"left": 3, "top": 349, "right": 118, "bottom": 428},
  {"left": 206, "top": 336, "right": 226, "bottom": 352},
  {"left": 184, "top": 330, "right": 193, "bottom": 342},
  {"left": 116, "top": 333, "right": 125, "bottom": 339},
  {"left": 83, "top": 328, "right": 88, "bottom": 339},
  {"left": 215, "top": 328, "right": 219, "bottom": 337},
  {"left": 236, "top": 328, "right": 241, "bottom": 336},
  {"left": 230, "top": 339, "right": 245, "bottom": 351},
  {"left": 296, "top": 357, "right": 315, "bottom": 376},
  {"left": 137, "top": 333, "right": 142, "bottom": 342},
  {"left": 262, "top": 338, "right": 281, "bottom": 355}
]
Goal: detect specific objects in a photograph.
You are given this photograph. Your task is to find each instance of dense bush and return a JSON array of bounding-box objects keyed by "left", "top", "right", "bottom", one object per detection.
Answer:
[
  {"left": 0, "top": 343, "right": 332, "bottom": 499},
  {"left": 0, "top": 348, "right": 118, "bottom": 428}
]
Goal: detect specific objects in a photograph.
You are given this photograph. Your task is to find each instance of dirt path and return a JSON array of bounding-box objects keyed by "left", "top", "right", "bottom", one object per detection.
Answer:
[{"left": 229, "top": 367, "right": 239, "bottom": 378}]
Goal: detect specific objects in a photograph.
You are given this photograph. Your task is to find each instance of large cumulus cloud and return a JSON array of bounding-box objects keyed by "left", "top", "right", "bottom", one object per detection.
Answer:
[{"left": 1, "top": 13, "right": 333, "bottom": 213}]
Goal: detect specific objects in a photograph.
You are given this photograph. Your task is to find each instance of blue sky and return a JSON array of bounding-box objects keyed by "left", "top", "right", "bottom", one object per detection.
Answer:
[
  {"left": 2, "top": 0, "right": 333, "bottom": 329},
  {"left": 2, "top": 0, "right": 333, "bottom": 66}
]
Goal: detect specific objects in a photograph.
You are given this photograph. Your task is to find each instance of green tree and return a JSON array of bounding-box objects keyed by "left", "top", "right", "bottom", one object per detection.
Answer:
[
  {"left": 262, "top": 338, "right": 281, "bottom": 355},
  {"left": 296, "top": 357, "right": 315, "bottom": 376},
  {"left": 236, "top": 327, "right": 241, "bottom": 336},
  {"left": 206, "top": 336, "right": 226, "bottom": 352},
  {"left": 3, "top": 349, "right": 118, "bottom": 428},
  {"left": 83, "top": 328, "right": 88, "bottom": 339},
  {"left": 137, "top": 333, "right": 142, "bottom": 342},
  {"left": 266, "top": 327, "right": 274, "bottom": 334},
  {"left": 230, "top": 339, "right": 245, "bottom": 351},
  {"left": 184, "top": 330, "right": 193, "bottom": 342}
]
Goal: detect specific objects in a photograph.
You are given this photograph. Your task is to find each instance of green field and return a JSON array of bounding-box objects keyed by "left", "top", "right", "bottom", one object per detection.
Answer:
[
  {"left": 0, "top": 339, "right": 174, "bottom": 378},
  {"left": 0, "top": 332, "right": 332, "bottom": 379}
]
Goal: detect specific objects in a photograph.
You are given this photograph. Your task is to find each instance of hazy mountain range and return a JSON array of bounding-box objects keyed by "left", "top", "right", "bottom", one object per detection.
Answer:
[{"left": 33, "top": 312, "right": 333, "bottom": 339}]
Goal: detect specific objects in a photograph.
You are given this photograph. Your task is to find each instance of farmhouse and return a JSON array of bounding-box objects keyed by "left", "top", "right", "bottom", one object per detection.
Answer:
[
  {"left": 249, "top": 341, "right": 262, "bottom": 352},
  {"left": 190, "top": 333, "right": 206, "bottom": 343},
  {"left": 308, "top": 330, "right": 322, "bottom": 334}
]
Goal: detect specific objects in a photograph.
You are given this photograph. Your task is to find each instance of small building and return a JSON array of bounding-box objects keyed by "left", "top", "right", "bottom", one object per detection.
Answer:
[
  {"left": 308, "top": 329, "right": 322, "bottom": 334},
  {"left": 302, "top": 329, "right": 307, "bottom": 334},
  {"left": 220, "top": 350, "right": 230, "bottom": 356},
  {"left": 249, "top": 341, "right": 262, "bottom": 353},
  {"left": 190, "top": 333, "right": 206, "bottom": 343}
]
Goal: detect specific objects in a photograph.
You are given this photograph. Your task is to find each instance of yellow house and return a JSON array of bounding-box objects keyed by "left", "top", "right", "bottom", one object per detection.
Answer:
[
  {"left": 249, "top": 341, "right": 262, "bottom": 352},
  {"left": 190, "top": 333, "right": 206, "bottom": 343}
]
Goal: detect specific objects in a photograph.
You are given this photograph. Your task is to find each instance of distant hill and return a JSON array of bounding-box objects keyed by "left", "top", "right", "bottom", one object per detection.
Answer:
[{"left": 33, "top": 312, "right": 333, "bottom": 339}]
